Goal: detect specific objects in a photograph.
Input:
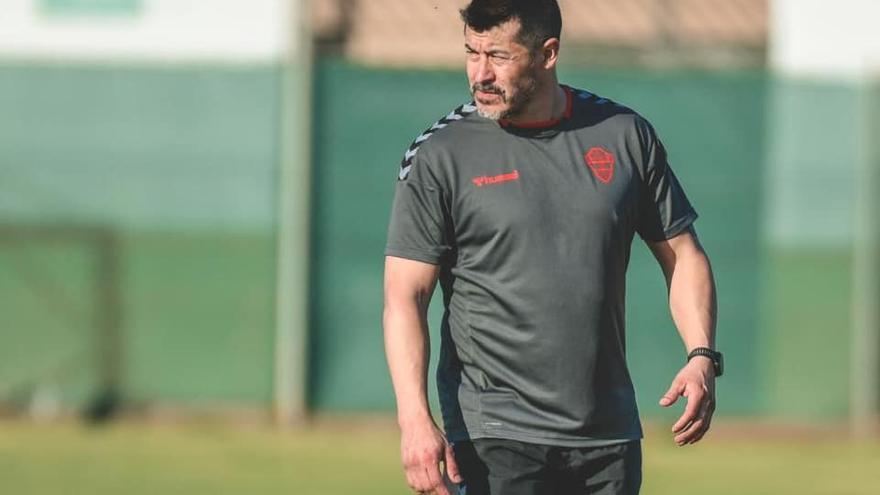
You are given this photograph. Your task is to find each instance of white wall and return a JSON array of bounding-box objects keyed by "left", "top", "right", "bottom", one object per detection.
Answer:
[
  {"left": 0, "top": 0, "right": 291, "bottom": 63},
  {"left": 291, "top": 0, "right": 301, "bottom": 58},
  {"left": 771, "top": 0, "right": 880, "bottom": 78}
]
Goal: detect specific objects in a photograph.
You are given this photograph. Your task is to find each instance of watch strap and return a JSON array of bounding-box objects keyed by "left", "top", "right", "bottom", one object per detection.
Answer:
[{"left": 687, "top": 347, "right": 723, "bottom": 377}]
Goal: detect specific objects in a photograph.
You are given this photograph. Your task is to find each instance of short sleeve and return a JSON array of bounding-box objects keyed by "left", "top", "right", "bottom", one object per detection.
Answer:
[
  {"left": 635, "top": 123, "right": 698, "bottom": 242},
  {"left": 385, "top": 155, "right": 454, "bottom": 265}
]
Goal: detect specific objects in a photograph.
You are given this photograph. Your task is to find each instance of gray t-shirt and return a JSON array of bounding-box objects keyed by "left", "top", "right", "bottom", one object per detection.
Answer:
[{"left": 385, "top": 85, "right": 698, "bottom": 447}]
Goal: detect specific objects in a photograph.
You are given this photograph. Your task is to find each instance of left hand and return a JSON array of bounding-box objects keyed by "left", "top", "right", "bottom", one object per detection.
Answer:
[{"left": 659, "top": 357, "right": 716, "bottom": 445}]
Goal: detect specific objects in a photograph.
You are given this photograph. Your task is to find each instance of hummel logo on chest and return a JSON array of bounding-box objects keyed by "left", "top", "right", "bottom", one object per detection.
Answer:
[{"left": 472, "top": 170, "right": 520, "bottom": 187}]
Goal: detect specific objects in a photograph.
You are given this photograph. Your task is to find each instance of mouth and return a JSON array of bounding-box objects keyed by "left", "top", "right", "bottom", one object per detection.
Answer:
[{"left": 475, "top": 90, "right": 503, "bottom": 103}]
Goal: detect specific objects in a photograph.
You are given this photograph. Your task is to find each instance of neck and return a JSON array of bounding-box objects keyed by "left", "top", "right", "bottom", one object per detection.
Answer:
[{"left": 504, "top": 77, "right": 565, "bottom": 126}]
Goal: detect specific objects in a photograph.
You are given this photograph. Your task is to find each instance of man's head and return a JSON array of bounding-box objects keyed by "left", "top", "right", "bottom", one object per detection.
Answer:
[{"left": 460, "top": 0, "right": 562, "bottom": 120}]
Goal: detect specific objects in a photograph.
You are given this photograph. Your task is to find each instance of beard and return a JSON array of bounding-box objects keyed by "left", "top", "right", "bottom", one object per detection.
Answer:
[{"left": 470, "top": 66, "right": 541, "bottom": 121}]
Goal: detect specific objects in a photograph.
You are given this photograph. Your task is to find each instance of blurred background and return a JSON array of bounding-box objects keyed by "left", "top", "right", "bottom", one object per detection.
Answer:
[{"left": 0, "top": 0, "right": 878, "bottom": 493}]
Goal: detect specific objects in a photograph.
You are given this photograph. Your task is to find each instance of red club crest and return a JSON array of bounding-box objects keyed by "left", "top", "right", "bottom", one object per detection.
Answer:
[{"left": 584, "top": 146, "right": 615, "bottom": 184}]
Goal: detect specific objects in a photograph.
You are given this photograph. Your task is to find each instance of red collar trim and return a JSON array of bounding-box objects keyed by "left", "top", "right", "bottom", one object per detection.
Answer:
[{"left": 499, "top": 86, "right": 573, "bottom": 129}]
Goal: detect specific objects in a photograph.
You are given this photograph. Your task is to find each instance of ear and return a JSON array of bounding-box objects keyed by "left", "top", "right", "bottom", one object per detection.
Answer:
[{"left": 540, "top": 38, "right": 560, "bottom": 69}]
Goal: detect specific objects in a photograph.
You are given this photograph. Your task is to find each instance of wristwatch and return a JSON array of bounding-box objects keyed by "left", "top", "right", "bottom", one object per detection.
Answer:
[{"left": 687, "top": 347, "right": 724, "bottom": 377}]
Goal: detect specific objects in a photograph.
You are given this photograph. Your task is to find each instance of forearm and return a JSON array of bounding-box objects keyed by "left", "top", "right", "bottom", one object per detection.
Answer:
[
  {"left": 383, "top": 298, "right": 434, "bottom": 426},
  {"left": 668, "top": 247, "right": 717, "bottom": 352},
  {"left": 383, "top": 257, "right": 459, "bottom": 492},
  {"left": 649, "top": 226, "right": 718, "bottom": 444}
]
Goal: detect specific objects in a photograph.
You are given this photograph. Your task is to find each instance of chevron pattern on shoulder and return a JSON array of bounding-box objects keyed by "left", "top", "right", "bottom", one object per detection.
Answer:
[{"left": 398, "top": 102, "right": 477, "bottom": 181}]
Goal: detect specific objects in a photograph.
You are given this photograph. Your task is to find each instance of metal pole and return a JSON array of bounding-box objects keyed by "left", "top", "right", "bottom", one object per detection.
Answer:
[
  {"left": 274, "top": 0, "right": 313, "bottom": 426},
  {"left": 90, "top": 228, "right": 123, "bottom": 422},
  {"left": 850, "top": 78, "right": 879, "bottom": 437}
]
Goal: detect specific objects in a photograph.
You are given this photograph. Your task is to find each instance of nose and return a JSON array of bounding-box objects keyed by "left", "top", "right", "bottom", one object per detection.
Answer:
[{"left": 474, "top": 55, "right": 494, "bottom": 84}]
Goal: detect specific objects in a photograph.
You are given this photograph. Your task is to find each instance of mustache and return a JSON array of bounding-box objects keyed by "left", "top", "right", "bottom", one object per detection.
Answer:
[{"left": 471, "top": 82, "right": 506, "bottom": 98}]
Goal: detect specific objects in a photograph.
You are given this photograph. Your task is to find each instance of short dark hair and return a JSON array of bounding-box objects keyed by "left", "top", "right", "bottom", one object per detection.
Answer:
[{"left": 460, "top": 0, "right": 562, "bottom": 51}]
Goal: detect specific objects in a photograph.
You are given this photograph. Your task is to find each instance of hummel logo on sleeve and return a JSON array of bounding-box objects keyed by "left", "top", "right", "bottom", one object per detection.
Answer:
[{"left": 398, "top": 103, "right": 477, "bottom": 181}]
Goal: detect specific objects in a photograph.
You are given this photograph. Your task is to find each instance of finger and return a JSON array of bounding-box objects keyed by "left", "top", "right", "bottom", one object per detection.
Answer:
[
  {"left": 424, "top": 458, "right": 449, "bottom": 495},
  {"left": 686, "top": 424, "right": 710, "bottom": 444},
  {"left": 410, "top": 464, "right": 432, "bottom": 493},
  {"left": 405, "top": 470, "right": 419, "bottom": 492},
  {"left": 676, "top": 399, "right": 714, "bottom": 444},
  {"left": 686, "top": 404, "right": 715, "bottom": 445},
  {"left": 672, "top": 389, "right": 704, "bottom": 432},
  {"left": 674, "top": 418, "right": 704, "bottom": 445},
  {"left": 445, "top": 443, "right": 462, "bottom": 483},
  {"left": 659, "top": 381, "right": 684, "bottom": 407},
  {"left": 681, "top": 415, "right": 710, "bottom": 445},
  {"left": 425, "top": 465, "right": 451, "bottom": 495}
]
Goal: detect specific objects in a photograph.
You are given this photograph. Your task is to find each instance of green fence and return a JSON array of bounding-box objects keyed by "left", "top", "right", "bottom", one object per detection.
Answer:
[
  {"left": 0, "top": 58, "right": 875, "bottom": 420},
  {"left": 0, "top": 64, "right": 280, "bottom": 408},
  {"left": 307, "top": 60, "right": 767, "bottom": 418}
]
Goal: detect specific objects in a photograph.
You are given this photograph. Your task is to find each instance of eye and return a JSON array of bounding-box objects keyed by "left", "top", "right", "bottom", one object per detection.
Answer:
[{"left": 489, "top": 53, "right": 512, "bottom": 65}]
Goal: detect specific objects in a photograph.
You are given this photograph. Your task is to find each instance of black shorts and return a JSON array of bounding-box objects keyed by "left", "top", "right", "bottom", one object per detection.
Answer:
[{"left": 450, "top": 438, "right": 641, "bottom": 495}]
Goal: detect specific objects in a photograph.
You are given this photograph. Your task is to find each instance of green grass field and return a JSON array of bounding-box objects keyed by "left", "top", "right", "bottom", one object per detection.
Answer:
[{"left": 1, "top": 419, "right": 878, "bottom": 494}]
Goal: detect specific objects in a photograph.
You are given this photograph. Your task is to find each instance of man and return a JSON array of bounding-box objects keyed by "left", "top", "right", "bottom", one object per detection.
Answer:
[{"left": 383, "top": 1, "right": 721, "bottom": 494}]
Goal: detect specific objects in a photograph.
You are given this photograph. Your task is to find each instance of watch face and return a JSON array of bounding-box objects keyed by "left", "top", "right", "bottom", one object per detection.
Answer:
[{"left": 715, "top": 353, "right": 724, "bottom": 376}]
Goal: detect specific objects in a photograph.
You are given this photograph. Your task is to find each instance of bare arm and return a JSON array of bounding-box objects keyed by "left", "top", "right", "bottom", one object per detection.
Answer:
[
  {"left": 383, "top": 256, "right": 461, "bottom": 494},
  {"left": 647, "top": 227, "right": 718, "bottom": 445}
]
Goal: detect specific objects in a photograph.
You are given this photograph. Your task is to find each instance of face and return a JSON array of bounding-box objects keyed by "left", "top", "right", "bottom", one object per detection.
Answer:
[{"left": 465, "top": 20, "right": 541, "bottom": 121}]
